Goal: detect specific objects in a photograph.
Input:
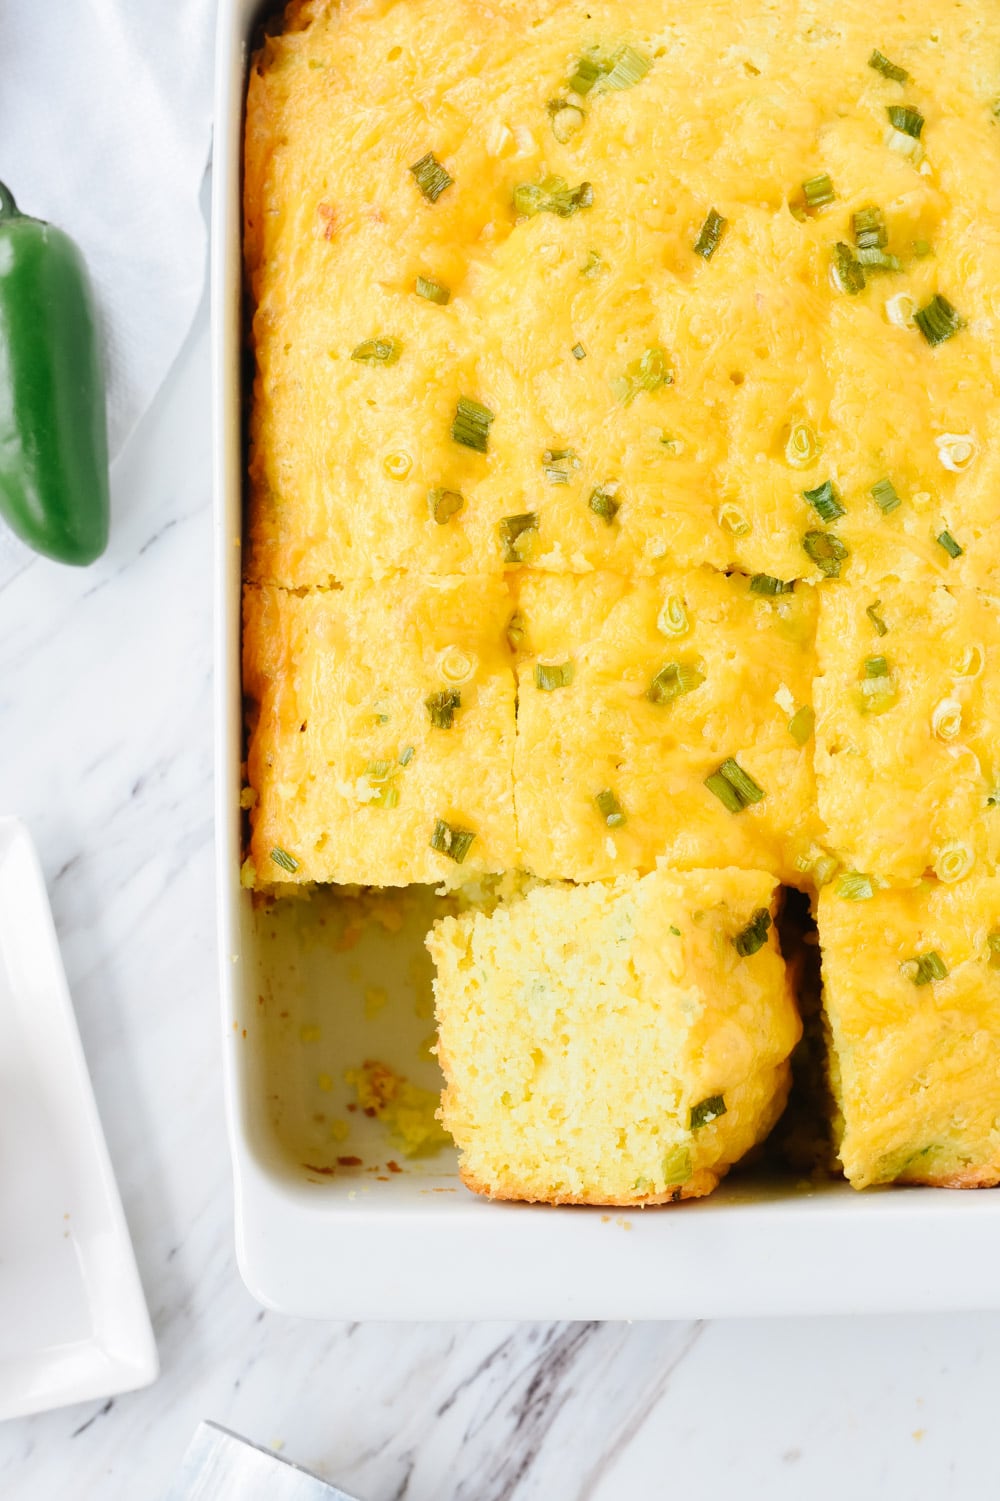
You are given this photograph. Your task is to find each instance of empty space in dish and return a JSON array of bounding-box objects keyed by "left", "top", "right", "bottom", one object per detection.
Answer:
[{"left": 238, "top": 884, "right": 458, "bottom": 1190}]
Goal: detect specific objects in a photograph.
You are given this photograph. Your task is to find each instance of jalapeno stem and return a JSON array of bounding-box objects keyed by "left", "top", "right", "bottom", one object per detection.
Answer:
[{"left": 0, "top": 181, "right": 21, "bottom": 220}]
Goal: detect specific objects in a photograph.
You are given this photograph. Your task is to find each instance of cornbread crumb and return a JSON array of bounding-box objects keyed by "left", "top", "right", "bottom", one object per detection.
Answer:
[
  {"left": 345, "top": 1059, "right": 450, "bottom": 1157},
  {"left": 429, "top": 866, "right": 800, "bottom": 1205}
]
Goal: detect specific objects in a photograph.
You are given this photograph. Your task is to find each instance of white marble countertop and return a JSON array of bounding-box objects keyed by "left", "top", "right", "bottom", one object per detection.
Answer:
[{"left": 1, "top": 266, "right": 999, "bottom": 1501}]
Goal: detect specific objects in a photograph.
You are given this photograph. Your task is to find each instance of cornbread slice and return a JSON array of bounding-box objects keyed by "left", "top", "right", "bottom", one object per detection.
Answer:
[
  {"left": 512, "top": 569, "right": 821, "bottom": 885},
  {"left": 243, "top": 577, "right": 517, "bottom": 887},
  {"left": 429, "top": 866, "right": 800, "bottom": 1205},
  {"left": 819, "top": 876, "right": 1000, "bottom": 1188},
  {"left": 246, "top": 0, "right": 1000, "bottom": 588},
  {"left": 814, "top": 580, "right": 1000, "bottom": 886}
]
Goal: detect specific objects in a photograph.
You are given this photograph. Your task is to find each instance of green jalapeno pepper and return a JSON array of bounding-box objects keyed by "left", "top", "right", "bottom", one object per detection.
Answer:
[{"left": 0, "top": 181, "right": 109, "bottom": 565}]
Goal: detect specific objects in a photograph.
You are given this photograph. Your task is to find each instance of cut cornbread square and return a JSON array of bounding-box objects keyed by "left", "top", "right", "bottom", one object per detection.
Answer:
[
  {"left": 814, "top": 579, "right": 1000, "bottom": 886},
  {"left": 429, "top": 866, "right": 801, "bottom": 1206},
  {"left": 818, "top": 876, "right": 1000, "bottom": 1189},
  {"left": 243, "top": 577, "right": 517, "bottom": 887},
  {"left": 512, "top": 569, "right": 821, "bottom": 885}
]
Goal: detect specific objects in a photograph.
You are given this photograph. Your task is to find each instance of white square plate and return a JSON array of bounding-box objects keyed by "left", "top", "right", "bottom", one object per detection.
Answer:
[{"left": 0, "top": 817, "right": 157, "bottom": 1419}]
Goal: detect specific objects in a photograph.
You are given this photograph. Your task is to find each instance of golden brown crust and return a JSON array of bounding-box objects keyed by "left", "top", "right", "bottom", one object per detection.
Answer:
[{"left": 457, "top": 1163, "right": 722, "bottom": 1208}]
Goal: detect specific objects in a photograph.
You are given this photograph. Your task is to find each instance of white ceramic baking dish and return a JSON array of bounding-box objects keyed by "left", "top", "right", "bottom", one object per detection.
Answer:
[{"left": 212, "top": 0, "right": 1000, "bottom": 1318}]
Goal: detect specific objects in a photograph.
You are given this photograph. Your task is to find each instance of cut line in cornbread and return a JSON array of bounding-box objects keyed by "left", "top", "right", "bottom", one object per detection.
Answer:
[{"left": 429, "top": 866, "right": 801, "bottom": 1206}]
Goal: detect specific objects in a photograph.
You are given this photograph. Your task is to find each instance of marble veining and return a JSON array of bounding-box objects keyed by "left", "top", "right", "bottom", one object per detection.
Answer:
[{"left": 1, "top": 278, "right": 1000, "bottom": 1501}]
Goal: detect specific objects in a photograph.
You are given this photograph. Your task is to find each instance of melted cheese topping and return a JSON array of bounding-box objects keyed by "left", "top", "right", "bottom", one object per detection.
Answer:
[
  {"left": 820, "top": 878, "right": 1000, "bottom": 1188},
  {"left": 246, "top": 0, "right": 1000, "bottom": 588}
]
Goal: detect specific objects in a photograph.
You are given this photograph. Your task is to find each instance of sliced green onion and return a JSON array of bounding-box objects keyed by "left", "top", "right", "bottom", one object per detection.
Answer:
[
  {"left": 937, "top": 529, "right": 963, "bottom": 559},
  {"left": 836, "top": 870, "right": 874, "bottom": 900},
  {"left": 428, "top": 487, "right": 464, "bottom": 524},
  {"left": 905, "top": 950, "right": 948, "bottom": 986},
  {"left": 409, "top": 152, "right": 453, "bottom": 203},
  {"left": 856, "top": 246, "right": 901, "bottom": 272},
  {"left": 690, "top": 1094, "right": 727, "bottom": 1130},
  {"left": 543, "top": 447, "right": 581, "bottom": 485},
  {"left": 750, "top": 573, "right": 795, "bottom": 596},
  {"left": 831, "top": 242, "right": 865, "bottom": 294},
  {"left": 270, "top": 847, "right": 299, "bottom": 873},
  {"left": 580, "top": 249, "right": 605, "bottom": 278},
  {"left": 601, "top": 44, "right": 653, "bottom": 91},
  {"left": 505, "top": 610, "right": 527, "bottom": 653},
  {"left": 857, "top": 655, "right": 897, "bottom": 714},
  {"left": 662, "top": 1144, "right": 692, "bottom": 1184},
  {"left": 612, "top": 347, "right": 673, "bottom": 406},
  {"left": 887, "top": 104, "right": 924, "bottom": 138},
  {"left": 852, "top": 205, "right": 888, "bottom": 250},
  {"left": 499, "top": 512, "right": 539, "bottom": 562},
  {"left": 647, "top": 660, "right": 706, "bottom": 705},
  {"left": 788, "top": 705, "right": 815, "bottom": 745},
  {"left": 871, "top": 478, "right": 901, "bottom": 514},
  {"left": 535, "top": 661, "right": 574, "bottom": 691},
  {"left": 734, "top": 908, "right": 772, "bottom": 957},
  {"left": 514, "top": 176, "right": 593, "bottom": 218},
  {"left": 802, "top": 172, "right": 835, "bottom": 209},
  {"left": 694, "top": 208, "right": 727, "bottom": 260},
  {"left": 425, "top": 688, "right": 461, "bottom": 728},
  {"left": 785, "top": 421, "right": 821, "bottom": 468},
  {"left": 589, "top": 484, "right": 620, "bottom": 524},
  {"left": 429, "top": 819, "right": 476, "bottom": 864},
  {"left": 718, "top": 503, "right": 751, "bottom": 537},
  {"left": 595, "top": 788, "right": 626, "bottom": 828},
  {"left": 399, "top": 746, "right": 415, "bottom": 766},
  {"left": 803, "top": 479, "right": 846, "bottom": 522},
  {"left": 866, "top": 599, "right": 889, "bottom": 636},
  {"left": 915, "top": 294, "right": 963, "bottom": 346},
  {"left": 351, "top": 337, "right": 402, "bottom": 365},
  {"left": 802, "top": 530, "right": 849, "bottom": 578},
  {"left": 547, "top": 99, "right": 585, "bottom": 143},
  {"left": 362, "top": 760, "right": 400, "bottom": 809},
  {"left": 934, "top": 842, "right": 973, "bottom": 883},
  {"left": 568, "top": 51, "right": 604, "bottom": 94},
  {"left": 704, "top": 757, "right": 765, "bottom": 812},
  {"left": 571, "top": 342, "right": 587, "bottom": 360},
  {"left": 657, "top": 595, "right": 689, "bottom": 636},
  {"left": 569, "top": 44, "right": 652, "bottom": 95},
  {"left": 452, "top": 396, "right": 495, "bottom": 452},
  {"left": 415, "top": 276, "right": 450, "bottom": 304},
  {"left": 869, "top": 49, "right": 908, "bottom": 82}
]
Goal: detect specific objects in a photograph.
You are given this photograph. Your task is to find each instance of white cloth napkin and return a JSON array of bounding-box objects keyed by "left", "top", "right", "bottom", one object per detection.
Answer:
[{"left": 0, "top": 0, "right": 216, "bottom": 566}]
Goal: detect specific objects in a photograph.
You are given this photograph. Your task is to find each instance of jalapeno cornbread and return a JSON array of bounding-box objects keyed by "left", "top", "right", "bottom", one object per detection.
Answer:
[
  {"left": 430, "top": 867, "right": 799, "bottom": 1204},
  {"left": 243, "top": 0, "right": 1000, "bottom": 1201}
]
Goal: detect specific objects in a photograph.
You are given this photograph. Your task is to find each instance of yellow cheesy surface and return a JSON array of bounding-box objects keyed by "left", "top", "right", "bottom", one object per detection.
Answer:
[
  {"left": 512, "top": 568, "right": 821, "bottom": 885},
  {"left": 815, "top": 580, "right": 1000, "bottom": 885},
  {"left": 819, "top": 877, "right": 1000, "bottom": 1188},
  {"left": 246, "top": 0, "right": 1000, "bottom": 589},
  {"left": 243, "top": 577, "right": 518, "bottom": 887},
  {"left": 430, "top": 866, "right": 800, "bottom": 1204}
]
